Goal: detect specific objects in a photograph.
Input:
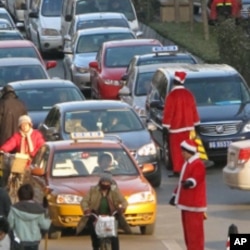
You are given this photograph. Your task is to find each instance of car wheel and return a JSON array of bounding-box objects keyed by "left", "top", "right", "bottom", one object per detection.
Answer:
[
  {"left": 150, "top": 165, "right": 161, "bottom": 188},
  {"left": 140, "top": 223, "right": 155, "bottom": 235},
  {"left": 48, "top": 225, "right": 62, "bottom": 239}
]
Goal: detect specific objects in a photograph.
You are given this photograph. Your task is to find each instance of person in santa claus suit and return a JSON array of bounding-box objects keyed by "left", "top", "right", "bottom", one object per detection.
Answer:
[
  {"left": 169, "top": 139, "right": 207, "bottom": 250},
  {"left": 162, "top": 71, "right": 200, "bottom": 177}
]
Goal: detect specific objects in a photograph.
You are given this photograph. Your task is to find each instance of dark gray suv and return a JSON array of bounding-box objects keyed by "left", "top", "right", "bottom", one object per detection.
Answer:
[{"left": 145, "top": 63, "right": 250, "bottom": 165}]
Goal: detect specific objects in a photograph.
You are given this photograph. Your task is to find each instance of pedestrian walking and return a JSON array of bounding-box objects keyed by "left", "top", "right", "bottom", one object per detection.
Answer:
[
  {"left": 169, "top": 139, "right": 207, "bottom": 250},
  {"left": 162, "top": 71, "right": 200, "bottom": 177},
  {"left": 0, "top": 187, "right": 11, "bottom": 217},
  {"left": 7, "top": 183, "right": 51, "bottom": 250},
  {"left": 0, "top": 85, "right": 27, "bottom": 146}
]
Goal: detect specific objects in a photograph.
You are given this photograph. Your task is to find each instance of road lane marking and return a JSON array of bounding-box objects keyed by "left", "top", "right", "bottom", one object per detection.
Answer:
[{"left": 162, "top": 240, "right": 183, "bottom": 250}]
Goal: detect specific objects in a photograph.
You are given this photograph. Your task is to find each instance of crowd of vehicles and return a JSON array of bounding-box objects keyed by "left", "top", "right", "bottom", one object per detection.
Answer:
[{"left": 1, "top": 0, "right": 250, "bottom": 240}]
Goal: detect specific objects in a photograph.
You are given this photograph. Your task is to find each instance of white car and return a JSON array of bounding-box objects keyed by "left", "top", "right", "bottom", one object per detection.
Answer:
[
  {"left": 27, "top": 0, "right": 63, "bottom": 53},
  {"left": 223, "top": 140, "right": 250, "bottom": 190},
  {"left": 0, "top": 7, "right": 22, "bottom": 29}
]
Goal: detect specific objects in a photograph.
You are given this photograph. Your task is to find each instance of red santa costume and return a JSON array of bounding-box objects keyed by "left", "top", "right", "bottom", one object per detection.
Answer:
[
  {"left": 162, "top": 71, "right": 200, "bottom": 174},
  {"left": 171, "top": 139, "right": 207, "bottom": 250}
]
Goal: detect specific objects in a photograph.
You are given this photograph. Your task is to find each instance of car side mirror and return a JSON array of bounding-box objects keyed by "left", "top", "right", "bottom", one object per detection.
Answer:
[
  {"left": 31, "top": 167, "right": 45, "bottom": 176},
  {"left": 150, "top": 100, "right": 164, "bottom": 110},
  {"left": 147, "top": 121, "right": 157, "bottom": 132},
  {"left": 47, "top": 127, "right": 60, "bottom": 140},
  {"left": 136, "top": 31, "right": 143, "bottom": 38},
  {"left": 141, "top": 163, "right": 155, "bottom": 173},
  {"left": 118, "top": 86, "right": 130, "bottom": 96},
  {"left": 29, "top": 12, "right": 38, "bottom": 18},
  {"left": 65, "top": 14, "right": 72, "bottom": 22},
  {"left": 89, "top": 61, "right": 99, "bottom": 70},
  {"left": 121, "top": 74, "right": 128, "bottom": 81}
]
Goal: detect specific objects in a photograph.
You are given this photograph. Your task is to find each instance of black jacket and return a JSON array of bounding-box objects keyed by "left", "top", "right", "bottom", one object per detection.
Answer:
[{"left": 0, "top": 92, "right": 27, "bottom": 146}]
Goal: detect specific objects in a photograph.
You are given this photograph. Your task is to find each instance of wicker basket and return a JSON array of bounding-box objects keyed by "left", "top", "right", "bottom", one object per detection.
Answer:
[{"left": 11, "top": 153, "right": 29, "bottom": 174}]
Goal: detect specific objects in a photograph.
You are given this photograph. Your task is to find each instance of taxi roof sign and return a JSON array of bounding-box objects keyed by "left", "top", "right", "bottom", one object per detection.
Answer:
[
  {"left": 152, "top": 45, "right": 179, "bottom": 53},
  {"left": 70, "top": 131, "right": 104, "bottom": 141}
]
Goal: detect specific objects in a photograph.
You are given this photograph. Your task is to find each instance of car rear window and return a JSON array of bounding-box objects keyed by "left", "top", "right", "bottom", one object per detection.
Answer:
[
  {"left": 0, "top": 47, "right": 38, "bottom": 59},
  {"left": 76, "top": 33, "right": 135, "bottom": 53},
  {"left": 105, "top": 45, "right": 162, "bottom": 67}
]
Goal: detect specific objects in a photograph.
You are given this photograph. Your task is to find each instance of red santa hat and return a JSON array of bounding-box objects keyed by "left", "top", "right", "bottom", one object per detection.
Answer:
[
  {"left": 180, "top": 139, "right": 198, "bottom": 153},
  {"left": 174, "top": 71, "right": 187, "bottom": 84}
]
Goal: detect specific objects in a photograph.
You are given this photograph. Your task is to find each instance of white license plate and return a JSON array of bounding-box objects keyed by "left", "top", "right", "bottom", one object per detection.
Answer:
[{"left": 209, "top": 141, "right": 232, "bottom": 149}]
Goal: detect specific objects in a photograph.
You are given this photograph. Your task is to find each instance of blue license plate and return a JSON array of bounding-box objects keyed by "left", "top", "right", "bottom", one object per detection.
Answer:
[{"left": 209, "top": 141, "right": 232, "bottom": 149}]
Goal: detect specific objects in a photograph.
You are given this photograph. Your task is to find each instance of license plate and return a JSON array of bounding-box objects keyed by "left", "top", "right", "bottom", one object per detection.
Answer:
[{"left": 209, "top": 141, "right": 232, "bottom": 149}]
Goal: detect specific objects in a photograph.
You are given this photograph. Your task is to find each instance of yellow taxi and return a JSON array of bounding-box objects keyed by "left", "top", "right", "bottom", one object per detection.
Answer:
[
  {"left": 30, "top": 131, "right": 157, "bottom": 239},
  {"left": 223, "top": 140, "right": 250, "bottom": 190}
]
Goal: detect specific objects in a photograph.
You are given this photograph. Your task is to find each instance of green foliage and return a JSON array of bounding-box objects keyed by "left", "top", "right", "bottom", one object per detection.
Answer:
[
  {"left": 217, "top": 19, "right": 250, "bottom": 84},
  {"left": 148, "top": 22, "right": 220, "bottom": 63}
]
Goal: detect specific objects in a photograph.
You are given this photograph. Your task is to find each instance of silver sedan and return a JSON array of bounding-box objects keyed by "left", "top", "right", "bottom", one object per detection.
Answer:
[{"left": 63, "top": 26, "right": 136, "bottom": 96}]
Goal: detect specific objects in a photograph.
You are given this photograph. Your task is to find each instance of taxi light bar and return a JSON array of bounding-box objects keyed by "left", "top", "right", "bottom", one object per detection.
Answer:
[
  {"left": 70, "top": 131, "right": 104, "bottom": 140},
  {"left": 238, "top": 148, "right": 250, "bottom": 163},
  {"left": 152, "top": 45, "right": 179, "bottom": 53}
]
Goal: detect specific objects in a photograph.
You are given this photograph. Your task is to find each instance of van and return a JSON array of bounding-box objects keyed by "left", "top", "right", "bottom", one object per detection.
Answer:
[
  {"left": 6, "top": 0, "right": 26, "bottom": 22},
  {"left": 61, "top": 0, "right": 140, "bottom": 41},
  {"left": 26, "top": 0, "right": 63, "bottom": 53}
]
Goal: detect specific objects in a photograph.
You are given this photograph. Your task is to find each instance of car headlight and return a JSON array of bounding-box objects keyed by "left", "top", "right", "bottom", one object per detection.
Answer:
[
  {"left": 104, "top": 79, "right": 121, "bottom": 86},
  {"left": 127, "top": 191, "right": 155, "bottom": 204},
  {"left": 242, "top": 123, "right": 250, "bottom": 133},
  {"left": 41, "top": 28, "right": 60, "bottom": 36},
  {"left": 74, "top": 65, "right": 89, "bottom": 74},
  {"left": 137, "top": 142, "right": 157, "bottom": 156},
  {"left": 56, "top": 194, "right": 83, "bottom": 204}
]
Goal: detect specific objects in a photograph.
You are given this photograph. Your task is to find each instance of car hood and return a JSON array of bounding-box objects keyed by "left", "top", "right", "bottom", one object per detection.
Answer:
[
  {"left": 107, "top": 130, "right": 152, "bottom": 150},
  {"left": 198, "top": 102, "right": 250, "bottom": 122},
  {"left": 28, "top": 111, "right": 49, "bottom": 129},
  {"left": 74, "top": 53, "right": 97, "bottom": 67},
  {"left": 40, "top": 16, "right": 61, "bottom": 30},
  {"left": 49, "top": 175, "right": 153, "bottom": 197},
  {"left": 104, "top": 67, "right": 126, "bottom": 80}
]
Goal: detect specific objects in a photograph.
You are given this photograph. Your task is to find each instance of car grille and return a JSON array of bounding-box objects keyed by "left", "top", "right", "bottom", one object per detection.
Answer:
[{"left": 199, "top": 121, "right": 242, "bottom": 136}]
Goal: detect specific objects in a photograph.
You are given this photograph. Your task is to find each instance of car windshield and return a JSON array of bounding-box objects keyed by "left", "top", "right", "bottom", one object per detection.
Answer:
[
  {"left": 64, "top": 109, "right": 144, "bottom": 134},
  {"left": 51, "top": 148, "right": 139, "bottom": 177},
  {"left": 0, "top": 65, "right": 47, "bottom": 86},
  {"left": 0, "top": 47, "right": 38, "bottom": 59},
  {"left": 76, "top": 33, "right": 134, "bottom": 53},
  {"left": 105, "top": 45, "right": 162, "bottom": 67},
  {"left": 76, "top": 0, "right": 135, "bottom": 21},
  {"left": 42, "top": 0, "right": 63, "bottom": 16},
  {"left": 185, "top": 75, "right": 250, "bottom": 105},
  {"left": 135, "top": 72, "right": 154, "bottom": 96},
  {"left": 137, "top": 55, "right": 197, "bottom": 66},
  {"left": 16, "top": 87, "right": 84, "bottom": 111},
  {"left": 76, "top": 18, "right": 130, "bottom": 31}
]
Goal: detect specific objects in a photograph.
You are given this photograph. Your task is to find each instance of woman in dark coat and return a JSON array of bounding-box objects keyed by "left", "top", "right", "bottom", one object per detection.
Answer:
[{"left": 0, "top": 85, "right": 27, "bottom": 146}]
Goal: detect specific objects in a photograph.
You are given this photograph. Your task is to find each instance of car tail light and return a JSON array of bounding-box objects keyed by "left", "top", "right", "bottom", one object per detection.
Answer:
[{"left": 238, "top": 148, "right": 250, "bottom": 165}]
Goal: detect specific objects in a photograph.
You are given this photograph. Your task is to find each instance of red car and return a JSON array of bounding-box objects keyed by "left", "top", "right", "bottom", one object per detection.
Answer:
[
  {"left": 89, "top": 39, "right": 162, "bottom": 100},
  {"left": 0, "top": 40, "right": 57, "bottom": 70}
]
